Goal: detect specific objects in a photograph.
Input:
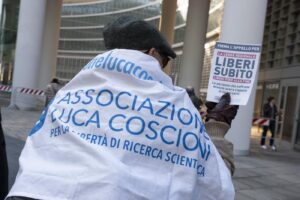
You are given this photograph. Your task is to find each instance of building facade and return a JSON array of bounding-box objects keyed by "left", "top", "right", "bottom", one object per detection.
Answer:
[
  {"left": 57, "top": 0, "right": 223, "bottom": 84},
  {"left": 0, "top": 0, "right": 20, "bottom": 85},
  {"left": 57, "top": 0, "right": 181, "bottom": 80},
  {"left": 254, "top": 0, "right": 300, "bottom": 149}
]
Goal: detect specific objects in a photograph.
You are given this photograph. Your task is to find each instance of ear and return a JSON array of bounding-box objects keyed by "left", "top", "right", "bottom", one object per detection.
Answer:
[{"left": 147, "top": 48, "right": 163, "bottom": 68}]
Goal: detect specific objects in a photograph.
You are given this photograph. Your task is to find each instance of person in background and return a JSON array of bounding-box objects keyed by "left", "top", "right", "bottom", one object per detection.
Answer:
[
  {"left": 0, "top": 108, "right": 8, "bottom": 200},
  {"left": 205, "top": 93, "right": 239, "bottom": 176},
  {"left": 44, "top": 78, "right": 63, "bottom": 106},
  {"left": 260, "top": 96, "right": 278, "bottom": 151}
]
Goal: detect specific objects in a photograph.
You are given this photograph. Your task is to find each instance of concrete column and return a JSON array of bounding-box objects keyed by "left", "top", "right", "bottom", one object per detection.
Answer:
[
  {"left": 10, "top": 0, "right": 47, "bottom": 110},
  {"left": 178, "top": 0, "right": 210, "bottom": 95},
  {"left": 220, "top": 0, "right": 268, "bottom": 155},
  {"left": 160, "top": 0, "right": 177, "bottom": 75},
  {"left": 38, "top": 0, "right": 62, "bottom": 89},
  {"left": 10, "top": 0, "right": 62, "bottom": 110}
]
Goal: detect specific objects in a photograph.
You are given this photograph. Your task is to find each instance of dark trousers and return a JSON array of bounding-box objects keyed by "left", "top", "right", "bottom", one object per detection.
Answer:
[
  {"left": 0, "top": 110, "right": 8, "bottom": 200},
  {"left": 260, "top": 120, "right": 276, "bottom": 146}
]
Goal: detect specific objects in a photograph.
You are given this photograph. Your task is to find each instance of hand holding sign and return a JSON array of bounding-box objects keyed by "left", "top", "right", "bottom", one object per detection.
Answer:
[{"left": 206, "top": 93, "right": 239, "bottom": 126}]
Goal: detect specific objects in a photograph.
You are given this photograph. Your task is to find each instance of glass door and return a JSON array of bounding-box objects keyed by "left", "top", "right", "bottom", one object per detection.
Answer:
[
  {"left": 278, "top": 79, "right": 300, "bottom": 149},
  {"left": 295, "top": 104, "right": 300, "bottom": 149},
  {"left": 282, "top": 86, "right": 298, "bottom": 141}
]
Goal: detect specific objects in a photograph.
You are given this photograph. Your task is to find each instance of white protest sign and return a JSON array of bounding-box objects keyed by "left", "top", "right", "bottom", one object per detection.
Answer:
[{"left": 206, "top": 42, "right": 261, "bottom": 105}]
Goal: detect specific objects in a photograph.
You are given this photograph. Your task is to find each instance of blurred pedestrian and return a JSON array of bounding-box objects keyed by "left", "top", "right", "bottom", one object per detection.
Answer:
[
  {"left": 260, "top": 96, "right": 278, "bottom": 150},
  {"left": 0, "top": 108, "right": 8, "bottom": 200},
  {"left": 44, "top": 78, "right": 63, "bottom": 106}
]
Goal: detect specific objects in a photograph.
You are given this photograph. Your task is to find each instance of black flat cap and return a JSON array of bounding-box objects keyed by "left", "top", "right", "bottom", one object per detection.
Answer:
[{"left": 103, "top": 16, "right": 176, "bottom": 59}]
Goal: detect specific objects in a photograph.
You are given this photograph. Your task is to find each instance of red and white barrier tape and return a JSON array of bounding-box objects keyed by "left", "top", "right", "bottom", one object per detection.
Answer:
[
  {"left": 19, "top": 88, "right": 45, "bottom": 96},
  {"left": 0, "top": 85, "right": 45, "bottom": 96},
  {"left": 252, "top": 118, "right": 270, "bottom": 126},
  {"left": 0, "top": 85, "right": 12, "bottom": 92}
]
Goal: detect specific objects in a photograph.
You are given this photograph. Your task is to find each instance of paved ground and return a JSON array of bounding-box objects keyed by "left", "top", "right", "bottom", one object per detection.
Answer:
[
  {"left": 5, "top": 135, "right": 25, "bottom": 187},
  {"left": 234, "top": 137, "right": 300, "bottom": 200},
  {"left": 2, "top": 104, "right": 300, "bottom": 199}
]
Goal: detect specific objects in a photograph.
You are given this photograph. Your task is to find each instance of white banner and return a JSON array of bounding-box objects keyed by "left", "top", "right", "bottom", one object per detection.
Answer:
[
  {"left": 207, "top": 42, "right": 261, "bottom": 105},
  {"left": 8, "top": 49, "right": 234, "bottom": 200}
]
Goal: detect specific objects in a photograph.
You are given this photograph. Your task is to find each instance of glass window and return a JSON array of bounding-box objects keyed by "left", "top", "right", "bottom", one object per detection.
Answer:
[
  {"left": 254, "top": 83, "right": 264, "bottom": 117},
  {"left": 0, "top": 0, "right": 20, "bottom": 85}
]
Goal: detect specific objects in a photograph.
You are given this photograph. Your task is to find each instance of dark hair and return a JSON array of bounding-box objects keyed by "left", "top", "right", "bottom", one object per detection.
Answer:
[
  {"left": 186, "top": 86, "right": 195, "bottom": 97},
  {"left": 267, "top": 96, "right": 275, "bottom": 103},
  {"left": 190, "top": 95, "right": 201, "bottom": 110},
  {"left": 51, "top": 78, "right": 59, "bottom": 84}
]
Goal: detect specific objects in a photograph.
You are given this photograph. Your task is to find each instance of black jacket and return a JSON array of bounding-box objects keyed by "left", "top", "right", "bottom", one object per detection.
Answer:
[
  {"left": 262, "top": 103, "right": 277, "bottom": 120},
  {"left": 0, "top": 109, "right": 8, "bottom": 200}
]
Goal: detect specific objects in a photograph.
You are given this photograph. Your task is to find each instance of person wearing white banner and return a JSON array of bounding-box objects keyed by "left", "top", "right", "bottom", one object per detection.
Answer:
[{"left": 7, "top": 16, "right": 234, "bottom": 200}]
